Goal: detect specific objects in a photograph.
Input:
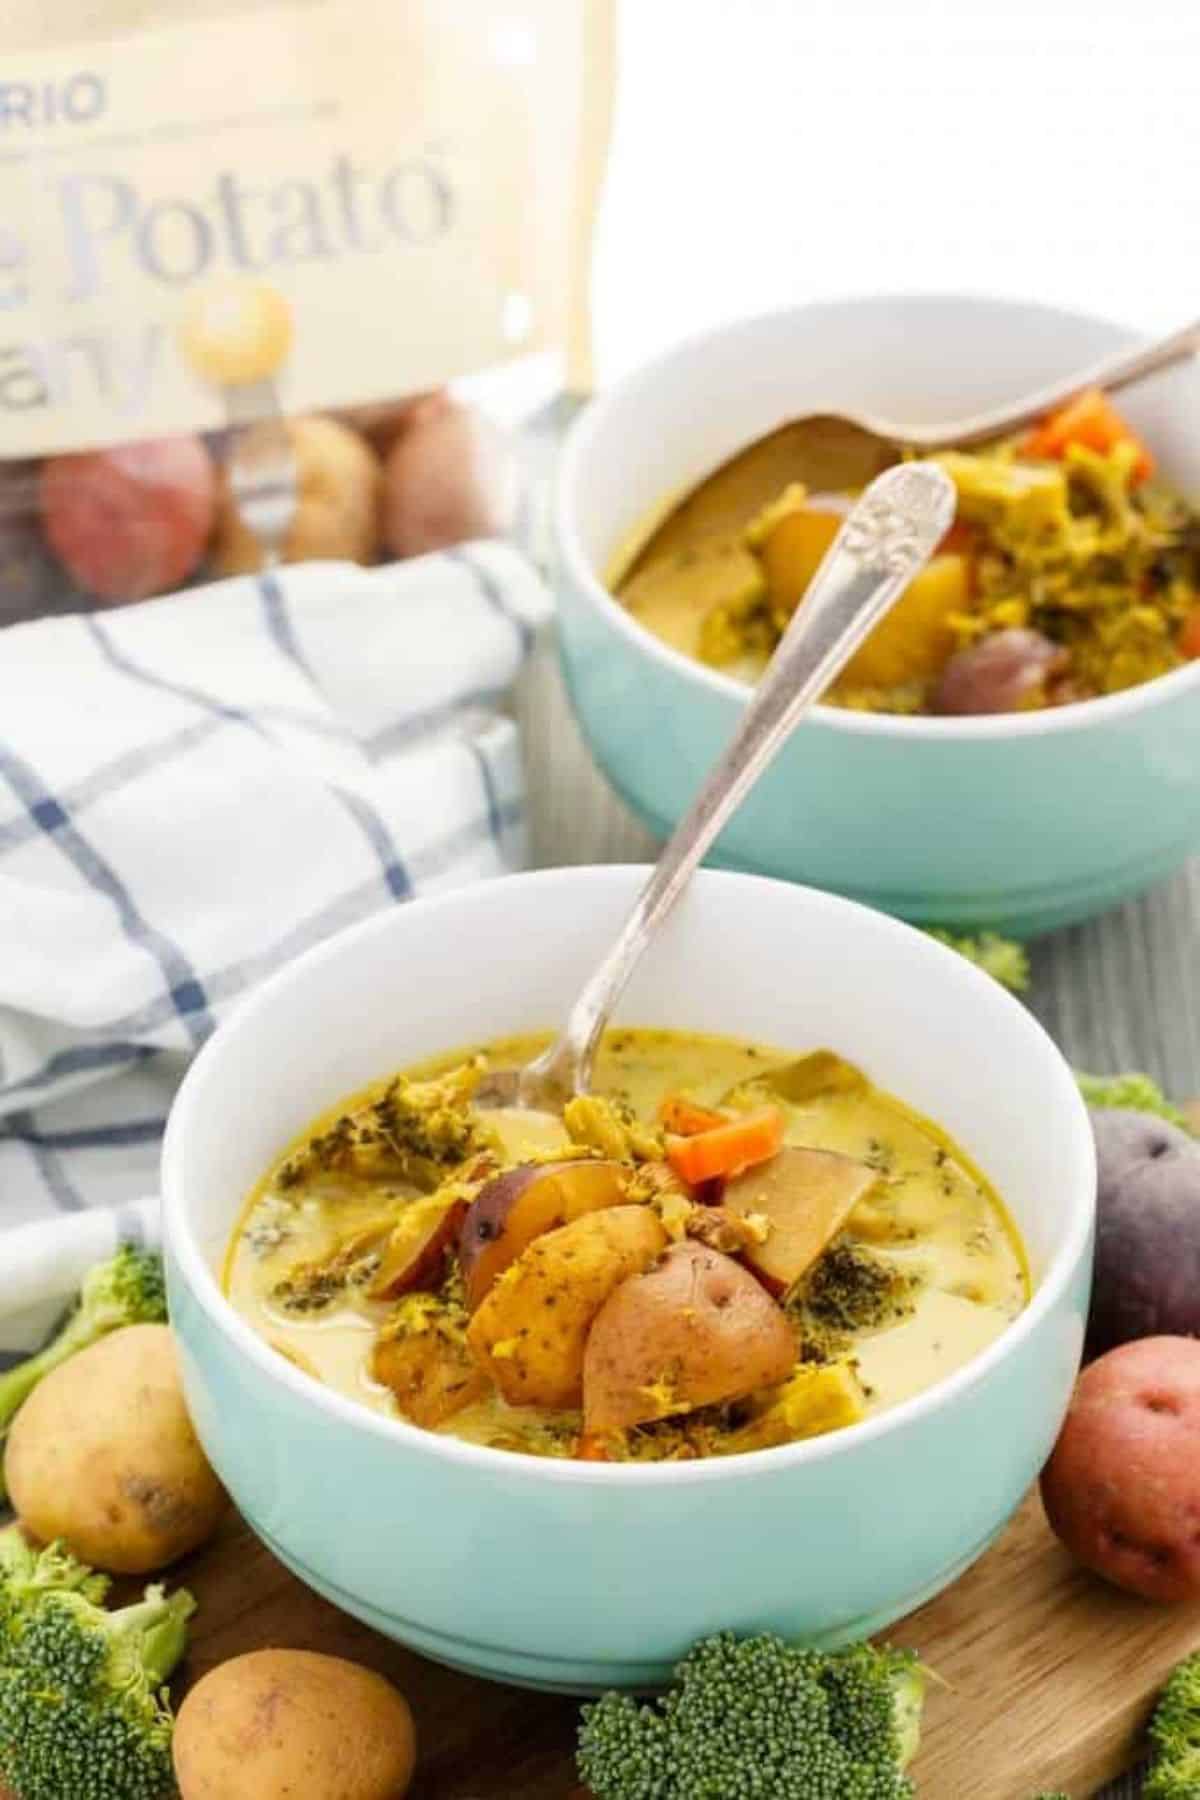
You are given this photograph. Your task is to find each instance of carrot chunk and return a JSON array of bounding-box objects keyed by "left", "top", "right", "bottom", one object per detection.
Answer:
[
  {"left": 665, "top": 1107, "right": 784, "bottom": 1186},
  {"left": 1023, "top": 387, "right": 1154, "bottom": 484},
  {"left": 657, "top": 1094, "right": 729, "bottom": 1136},
  {"left": 1181, "top": 609, "right": 1200, "bottom": 661}
]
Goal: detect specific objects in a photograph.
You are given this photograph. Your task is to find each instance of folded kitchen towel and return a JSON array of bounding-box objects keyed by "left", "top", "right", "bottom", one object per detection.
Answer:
[{"left": 0, "top": 545, "right": 551, "bottom": 1299}]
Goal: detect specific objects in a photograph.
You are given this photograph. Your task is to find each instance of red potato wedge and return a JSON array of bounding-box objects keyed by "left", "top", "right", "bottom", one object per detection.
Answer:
[
  {"left": 370, "top": 1197, "right": 467, "bottom": 1301},
  {"left": 723, "top": 1146, "right": 880, "bottom": 1296},
  {"left": 582, "top": 1242, "right": 796, "bottom": 1435},
  {"left": 459, "top": 1159, "right": 628, "bottom": 1310},
  {"left": 466, "top": 1205, "right": 667, "bottom": 1408}
]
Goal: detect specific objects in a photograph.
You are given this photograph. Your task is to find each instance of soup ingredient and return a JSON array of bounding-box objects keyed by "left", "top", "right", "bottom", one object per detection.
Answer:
[
  {"left": 458, "top": 1160, "right": 629, "bottom": 1309},
  {"left": 372, "top": 1292, "right": 488, "bottom": 1428},
  {"left": 1078, "top": 1070, "right": 1193, "bottom": 1131},
  {"left": 466, "top": 1206, "right": 667, "bottom": 1407},
  {"left": 40, "top": 436, "right": 217, "bottom": 603},
  {"left": 370, "top": 1195, "right": 468, "bottom": 1301},
  {"left": 664, "top": 1105, "right": 783, "bottom": 1185},
  {"left": 173, "top": 1648, "right": 415, "bottom": 1800},
  {"left": 933, "top": 628, "right": 1067, "bottom": 715},
  {"left": 629, "top": 540, "right": 768, "bottom": 666},
  {"left": 1023, "top": 386, "right": 1154, "bottom": 485},
  {"left": 1040, "top": 1336, "right": 1200, "bottom": 1601},
  {"left": 1181, "top": 608, "right": 1200, "bottom": 659},
  {"left": 1088, "top": 1109, "right": 1200, "bottom": 1356},
  {"left": 380, "top": 397, "right": 519, "bottom": 559},
  {"left": 1145, "top": 1645, "right": 1200, "bottom": 1800},
  {"left": 837, "top": 554, "right": 968, "bottom": 692},
  {"left": 576, "top": 1631, "right": 926, "bottom": 1800},
  {"left": 582, "top": 1242, "right": 795, "bottom": 1434},
  {"left": 724, "top": 1146, "right": 880, "bottom": 1296},
  {"left": 0, "top": 1246, "right": 166, "bottom": 1504},
  {"left": 4, "top": 1324, "right": 227, "bottom": 1575},
  {"left": 755, "top": 501, "right": 841, "bottom": 616},
  {"left": 213, "top": 414, "right": 381, "bottom": 575},
  {"left": 721, "top": 1361, "right": 865, "bottom": 1452},
  {"left": 0, "top": 1526, "right": 194, "bottom": 1800}
]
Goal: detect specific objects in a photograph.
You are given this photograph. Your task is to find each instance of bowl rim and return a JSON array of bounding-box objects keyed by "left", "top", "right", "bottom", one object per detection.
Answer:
[
  {"left": 162, "top": 864, "right": 1096, "bottom": 1488},
  {"left": 553, "top": 291, "right": 1200, "bottom": 740}
]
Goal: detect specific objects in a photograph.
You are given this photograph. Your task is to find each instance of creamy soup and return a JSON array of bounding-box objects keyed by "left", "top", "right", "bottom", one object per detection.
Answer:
[{"left": 227, "top": 1031, "right": 1027, "bottom": 1461}]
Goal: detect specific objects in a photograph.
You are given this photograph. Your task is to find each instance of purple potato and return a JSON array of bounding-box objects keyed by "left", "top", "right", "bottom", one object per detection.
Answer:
[
  {"left": 1087, "top": 1108, "right": 1200, "bottom": 1357},
  {"left": 932, "top": 628, "right": 1066, "bottom": 715}
]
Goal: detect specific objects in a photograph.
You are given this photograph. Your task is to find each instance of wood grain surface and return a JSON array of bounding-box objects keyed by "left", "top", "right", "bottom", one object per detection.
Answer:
[{"left": 169, "top": 1488, "right": 1199, "bottom": 1800}]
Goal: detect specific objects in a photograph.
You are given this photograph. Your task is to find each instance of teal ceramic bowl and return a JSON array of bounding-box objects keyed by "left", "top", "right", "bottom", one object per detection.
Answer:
[
  {"left": 162, "top": 867, "right": 1094, "bottom": 1692},
  {"left": 554, "top": 296, "right": 1200, "bottom": 937}
]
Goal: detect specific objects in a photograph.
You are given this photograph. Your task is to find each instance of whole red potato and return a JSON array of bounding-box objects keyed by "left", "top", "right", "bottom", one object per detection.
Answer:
[
  {"left": 380, "top": 397, "right": 520, "bottom": 560},
  {"left": 40, "top": 436, "right": 217, "bottom": 604},
  {"left": 1040, "top": 1335, "right": 1200, "bottom": 1601}
]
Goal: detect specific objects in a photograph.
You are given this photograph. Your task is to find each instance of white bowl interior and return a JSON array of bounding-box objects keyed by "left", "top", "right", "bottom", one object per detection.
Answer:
[
  {"left": 566, "top": 295, "right": 1200, "bottom": 586},
  {"left": 166, "top": 868, "right": 1092, "bottom": 1324}
]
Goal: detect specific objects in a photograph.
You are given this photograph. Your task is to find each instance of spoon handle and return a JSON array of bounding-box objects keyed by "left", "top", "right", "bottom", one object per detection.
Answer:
[
  {"left": 526, "top": 461, "right": 956, "bottom": 1103},
  {"left": 909, "top": 317, "right": 1200, "bottom": 451}
]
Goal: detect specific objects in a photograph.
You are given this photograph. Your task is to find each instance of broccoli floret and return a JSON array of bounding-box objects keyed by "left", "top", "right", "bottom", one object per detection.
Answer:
[
  {"left": 1077, "top": 1070, "right": 1192, "bottom": 1132},
  {"left": 577, "top": 1631, "right": 926, "bottom": 1798},
  {"left": 0, "top": 1526, "right": 194, "bottom": 1800},
  {"left": 0, "top": 1246, "right": 166, "bottom": 1502},
  {"left": 799, "top": 1242, "right": 921, "bottom": 1340},
  {"left": 926, "top": 929, "right": 1029, "bottom": 992},
  {"left": 1145, "top": 1646, "right": 1200, "bottom": 1798}
]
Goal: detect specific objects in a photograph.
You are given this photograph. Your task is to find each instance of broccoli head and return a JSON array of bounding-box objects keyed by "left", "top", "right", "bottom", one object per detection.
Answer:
[
  {"left": 1077, "top": 1071, "right": 1192, "bottom": 1133},
  {"left": 0, "top": 1246, "right": 167, "bottom": 1501},
  {"left": 577, "top": 1631, "right": 926, "bottom": 1799},
  {"left": 0, "top": 1527, "right": 194, "bottom": 1800},
  {"left": 926, "top": 929, "right": 1030, "bottom": 993},
  {"left": 1145, "top": 1646, "right": 1200, "bottom": 1799},
  {"left": 799, "top": 1242, "right": 921, "bottom": 1344}
]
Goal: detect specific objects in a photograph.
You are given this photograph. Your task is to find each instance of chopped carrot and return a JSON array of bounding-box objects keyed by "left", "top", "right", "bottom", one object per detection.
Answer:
[
  {"left": 576, "top": 1434, "right": 611, "bottom": 1462},
  {"left": 939, "top": 518, "right": 975, "bottom": 556},
  {"left": 1023, "top": 387, "right": 1155, "bottom": 484},
  {"left": 1181, "top": 609, "right": 1200, "bottom": 660},
  {"left": 658, "top": 1094, "right": 729, "bottom": 1136},
  {"left": 666, "top": 1106, "right": 784, "bottom": 1186}
]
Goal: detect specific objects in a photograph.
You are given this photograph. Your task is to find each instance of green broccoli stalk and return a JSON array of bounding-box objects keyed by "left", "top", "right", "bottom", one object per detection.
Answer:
[
  {"left": 925, "top": 929, "right": 1030, "bottom": 993},
  {"left": 1076, "top": 1071, "right": 1193, "bottom": 1132},
  {"left": 0, "top": 1245, "right": 166, "bottom": 1500},
  {"left": 577, "top": 1631, "right": 926, "bottom": 1798},
  {"left": 0, "top": 1525, "right": 194, "bottom": 1800},
  {"left": 1145, "top": 1646, "right": 1200, "bottom": 1798}
]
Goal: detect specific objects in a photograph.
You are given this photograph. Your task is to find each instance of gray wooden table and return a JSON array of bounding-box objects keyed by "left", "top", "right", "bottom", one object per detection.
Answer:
[{"left": 516, "top": 403, "right": 1200, "bottom": 1798}]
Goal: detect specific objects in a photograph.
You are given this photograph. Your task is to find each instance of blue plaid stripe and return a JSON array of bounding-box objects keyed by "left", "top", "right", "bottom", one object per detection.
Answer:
[
  {"left": 5, "top": 1109, "right": 86, "bottom": 1211},
  {"left": 0, "top": 741, "right": 213, "bottom": 1051},
  {"left": 450, "top": 545, "right": 535, "bottom": 654},
  {"left": 0, "top": 1115, "right": 167, "bottom": 1151},
  {"left": 0, "top": 1044, "right": 159, "bottom": 1106}
]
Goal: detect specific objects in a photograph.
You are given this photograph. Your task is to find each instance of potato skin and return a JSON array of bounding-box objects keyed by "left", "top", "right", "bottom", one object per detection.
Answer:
[
  {"left": 213, "top": 414, "right": 381, "bottom": 574},
  {"left": 583, "top": 1241, "right": 797, "bottom": 1435},
  {"left": 4, "top": 1323, "right": 226, "bottom": 1574},
  {"left": 380, "top": 398, "right": 519, "bottom": 559},
  {"left": 40, "top": 436, "right": 216, "bottom": 602},
  {"left": 1087, "top": 1108, "right": 1200, "bottom": 1356},
  {"left": 467, "top": 1205, "right": 667, "bottom": 1407},
  {"left": 1040, "top": 1336, "right": 1200, "bottom": 1601},
  {"left": 173, "top": 1649, "right": 415, "bottom": 1800}
]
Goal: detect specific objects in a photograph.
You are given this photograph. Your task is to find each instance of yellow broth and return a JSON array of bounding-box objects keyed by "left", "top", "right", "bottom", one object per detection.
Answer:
[{"left": 226, "top": 1030, "right": 1027, "bottom": 1459}]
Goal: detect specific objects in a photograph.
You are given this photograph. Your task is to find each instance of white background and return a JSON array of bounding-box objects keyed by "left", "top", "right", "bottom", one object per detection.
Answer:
[{"left": 590, "top": 0, "right": 1200, "bottom": 385}]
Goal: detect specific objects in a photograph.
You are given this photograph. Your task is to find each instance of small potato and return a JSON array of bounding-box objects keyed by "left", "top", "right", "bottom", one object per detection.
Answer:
[
  {"left": 4, "top": 1323, "right": 226, "bottom": 1574},
  {"left": 1040, "top": 1336, "right": 1200, "bottom": 1602},
  {"left": 840, "top": 553, "right": 968, "bottom": 691},
  {"left": 40, "top": 436, "right": 217, "bottom": 602},
  {"left": 380, "top": 397, "right": 519, "bottom": 559},
  {"left": 213, "top": 414, "right": 381, "bottom": 575},
  {"left": 372, "top": 1326, "right": 489, "bottom": 1429},
  {"left": 173, "top": 1649, "right": 415, "bottom": 1800},
  {"left": 467, "top": 1205, "right": 667, "bottom": 1407},
  {"left": 933, "top": 627, "right": 1066, "bottom": 715},
  {"left": 583, "top": 1241, "right": 796, "bottom": 1435}
]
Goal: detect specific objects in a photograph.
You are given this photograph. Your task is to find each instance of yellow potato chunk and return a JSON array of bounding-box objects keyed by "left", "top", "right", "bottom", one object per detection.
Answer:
[
  {"left": 723, "top": 1361, "right": 866, "bottom": 1453},
  {"left": 839, "top": 553, "right": 969, "bottom": 690},
  {"left": 466, "top": 1205, "right": 667, "bottom": 1408},
  {"left": 758, "top": 506, "right": 842, "bottom": 620}
]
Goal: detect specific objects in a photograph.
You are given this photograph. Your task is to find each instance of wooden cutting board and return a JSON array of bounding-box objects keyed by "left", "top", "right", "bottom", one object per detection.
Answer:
[{"left": 168, "top": 1490, "right": 1200, "bottom": 1799}]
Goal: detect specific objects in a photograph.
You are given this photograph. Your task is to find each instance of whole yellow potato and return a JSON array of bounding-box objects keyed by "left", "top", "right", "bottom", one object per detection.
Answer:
[
  {"left": 173, "top": 1649, "right": 416, "bottom": 1800},
  {"left": 213, "top": 414, "right": 382, "bottom": 575},
  {"left": 4, "top": 1323, "right": 226, "bottom": 1574}
]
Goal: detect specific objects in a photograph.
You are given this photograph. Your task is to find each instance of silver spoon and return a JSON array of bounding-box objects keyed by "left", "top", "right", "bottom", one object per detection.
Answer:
[
  {"left": 840, "top": 315, "right": 1200, "bottom": 453},
  {"left": 480, "top": 459, "right": 956, "bottom": 1112}
]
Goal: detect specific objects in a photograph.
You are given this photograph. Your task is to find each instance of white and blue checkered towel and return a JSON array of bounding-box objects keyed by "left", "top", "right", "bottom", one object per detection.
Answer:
[{"left": 0, "top": 542, "right": 550, "bottom": 1353}]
